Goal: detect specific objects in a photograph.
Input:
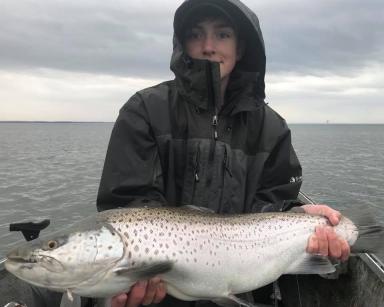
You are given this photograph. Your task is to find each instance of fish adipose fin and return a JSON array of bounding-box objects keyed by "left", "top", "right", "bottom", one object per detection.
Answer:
[
  {"left": 285, "top": 254, "right": 336, "bottom": 275},
  {"left": 213, "top": 294, "right": 273, "bottom": 307},
  {"left": 114, "top": 261, "right": 173, "bottom": 280},
  {"left": 343, "top": 209, "right": 384, "bottom": 253}
]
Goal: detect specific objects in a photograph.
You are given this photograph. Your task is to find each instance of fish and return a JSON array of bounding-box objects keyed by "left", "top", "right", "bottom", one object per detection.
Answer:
[{"left": 4, "top": 202, "right": 383, "bottom": 307}]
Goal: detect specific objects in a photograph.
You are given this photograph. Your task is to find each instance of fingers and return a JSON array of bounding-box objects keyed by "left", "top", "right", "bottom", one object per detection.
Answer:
[
  {"left": 111, "top": 293, "right": 128, "bottom": 307},
  {"left": 153, "top": 281, "right": 167, "bottom": 304},
  {"left": 306, "top": 233, "right": 318, "bottom": 254},
  {"left": 127, "top": 280, "right": 148, "bottom": 307},
  {"left": 326, "top": 227, "right": 341, "bottom": 259},
  {"left": 142, "top": 277, "right": 162, "bottom": 306},
  {"left": 302, "top": 204, "right": 341, "bottom": 225},
  {"left": 307, "top": 226, "right": 350, "bottom": 261},
  {"left": 315, "top": 226, "right": 329, "bottom": 256},
  {"left": 117, "top": 278, "right": 165, "bottom": 307}
]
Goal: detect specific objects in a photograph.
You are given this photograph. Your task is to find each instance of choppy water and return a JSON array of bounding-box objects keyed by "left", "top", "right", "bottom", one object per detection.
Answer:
[{"left": 0, "top": 123, "right": 383, "bottom": 260}]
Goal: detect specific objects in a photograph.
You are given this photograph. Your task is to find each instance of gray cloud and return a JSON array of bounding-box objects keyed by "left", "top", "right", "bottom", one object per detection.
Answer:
[
  {"left": 0, "top": 0, "right": 174, "bottom": 78},
  {"left": 253, "top": 0, "right": 384, "bottom": 74},
  {"left": 0, "top": 0, "right": 383, "bottom": 78}
]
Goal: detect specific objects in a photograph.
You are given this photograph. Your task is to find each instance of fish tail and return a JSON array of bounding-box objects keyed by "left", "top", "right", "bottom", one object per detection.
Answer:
[{"left": 346, "top": 209, "right": 384, "bottom": 253}]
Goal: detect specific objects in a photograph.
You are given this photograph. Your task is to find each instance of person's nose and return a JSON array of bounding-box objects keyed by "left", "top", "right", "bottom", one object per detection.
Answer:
[{"left": 201, "top": 35, "right": 216, "bottom": 57}]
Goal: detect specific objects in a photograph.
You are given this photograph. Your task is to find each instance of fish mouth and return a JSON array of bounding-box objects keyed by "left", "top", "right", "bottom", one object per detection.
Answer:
[
  {"left": 6, "top": 253, "right": 65, "bottom": 273},
  {"left": 6, "top": 253, "right": 38, "bottom": 264}
]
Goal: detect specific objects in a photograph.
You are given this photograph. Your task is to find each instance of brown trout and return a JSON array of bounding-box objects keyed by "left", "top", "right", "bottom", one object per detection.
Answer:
[{"left": 5, "top": 205, "right": 383, "bottom": 307}]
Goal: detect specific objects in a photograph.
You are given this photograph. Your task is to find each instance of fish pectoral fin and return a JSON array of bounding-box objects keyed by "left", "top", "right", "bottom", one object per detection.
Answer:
[
  {"left": 114, "top": 261, "right": 174, "bottom": 280},
  {"left": 213, "top": 294, "right": 271, "bottom": 307},
  {"left": 286, "top": 254, "right": 336, "bottom": 275},
  {"left": 60, "top": 291, "right": 81, "bottom": 307}
]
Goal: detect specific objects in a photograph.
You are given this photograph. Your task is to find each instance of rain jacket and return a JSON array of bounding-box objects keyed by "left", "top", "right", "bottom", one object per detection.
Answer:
[
  {"left": 96, "top": 0, "right": 302, "bottom": 305},
  {"left": 97, "top": 0, "right": 302, "bottom": 215}
]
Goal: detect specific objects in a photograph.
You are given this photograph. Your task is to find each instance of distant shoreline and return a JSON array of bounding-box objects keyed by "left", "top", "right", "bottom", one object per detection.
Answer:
[
  {"left": 0, "top": 121, "right": 114, "bottom": 124},
  {"left": 0, "top": 121, "right": 382, "bottom": 125}
]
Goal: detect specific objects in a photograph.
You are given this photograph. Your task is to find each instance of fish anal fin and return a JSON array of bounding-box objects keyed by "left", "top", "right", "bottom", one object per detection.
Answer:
[
  {"left": 60, "top": 291, "right": 81, "bottom": 307},
  {"left": 114, "top": 261, "right": 173, "bottom": 280},
  {"left": 213, "top": 294, "right": 271, "bottom": 307},
  {"left": 286, "top": 254, "right": 335, "bottom": 275}
]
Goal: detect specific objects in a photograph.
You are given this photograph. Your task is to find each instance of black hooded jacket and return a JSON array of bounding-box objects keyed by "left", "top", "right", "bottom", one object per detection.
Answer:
[
  {"left": 97, "top": 0, "right": 302, "bottom": 214},
  {"left": 96, "top": 1, "right": 302, "bottom": 305}
]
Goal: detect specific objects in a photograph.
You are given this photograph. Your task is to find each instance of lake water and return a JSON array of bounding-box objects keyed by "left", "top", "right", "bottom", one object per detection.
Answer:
[{"left": 0, "top": 122, "right": 383, "bottom": 260}]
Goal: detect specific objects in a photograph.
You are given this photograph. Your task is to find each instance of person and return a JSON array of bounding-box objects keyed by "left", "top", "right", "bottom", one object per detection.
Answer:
[{"left": 96, "top": 0, "right": 350, "bottom": 306}]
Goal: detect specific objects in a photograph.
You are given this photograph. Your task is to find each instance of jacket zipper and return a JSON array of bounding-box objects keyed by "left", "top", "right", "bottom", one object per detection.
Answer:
[
  {"left": 206, "top": 61, "right": 219, "bottom": 166},
  {"left": 223, "top": 146, "right": 233, "bottom": 178},
  {"left": 219, "top": 146, "right": 233, "bottom": 212},
  {"left": 212, "top": 115, "right": 218, "bottom": 140},
  {"left": 191, "top": 144, "right": 200, "bottom": 204}
]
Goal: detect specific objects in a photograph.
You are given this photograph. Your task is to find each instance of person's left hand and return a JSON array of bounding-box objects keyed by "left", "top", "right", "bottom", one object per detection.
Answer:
[{"left": 301, "top": 204, "right": 350, "bottom": 262}]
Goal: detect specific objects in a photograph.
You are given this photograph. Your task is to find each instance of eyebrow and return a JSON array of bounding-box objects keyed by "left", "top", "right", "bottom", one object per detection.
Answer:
[{"left": 192, "top": 23, "right": 234, "bottom": 30}]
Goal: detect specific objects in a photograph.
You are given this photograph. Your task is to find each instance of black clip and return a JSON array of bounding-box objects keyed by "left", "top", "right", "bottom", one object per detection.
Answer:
[{"left": 10, "top": 219, "right": 50, "bottom": 241}]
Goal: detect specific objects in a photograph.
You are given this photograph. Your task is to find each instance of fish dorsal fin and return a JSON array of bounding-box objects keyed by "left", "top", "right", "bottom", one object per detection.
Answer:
[
  {"left": 114, "top": 261, "right": 173, "bottom": 280},
  {"left": 182, "top": 205, "right": 215, "bottom": 213},
  {"left": 60, "top": 290, "right": 81, "bottom": 307},
  {"left": 285, "top": 254, "right": 336, "bottom": 275}
]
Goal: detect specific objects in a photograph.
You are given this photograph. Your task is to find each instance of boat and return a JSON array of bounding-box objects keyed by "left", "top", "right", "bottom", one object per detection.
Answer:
[{"left": 1, "top": 192, "right": 383, "bottom": 307}]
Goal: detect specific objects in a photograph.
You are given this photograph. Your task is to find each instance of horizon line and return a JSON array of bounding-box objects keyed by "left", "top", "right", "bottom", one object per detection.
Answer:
[{"left": 0, "top": 121, "right": 383, "bottom": 125}]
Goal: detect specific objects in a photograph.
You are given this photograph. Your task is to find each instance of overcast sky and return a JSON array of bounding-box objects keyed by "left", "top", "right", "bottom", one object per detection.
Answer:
[{"left": 0, "top": 0, "right": 383, "bottom": 123}]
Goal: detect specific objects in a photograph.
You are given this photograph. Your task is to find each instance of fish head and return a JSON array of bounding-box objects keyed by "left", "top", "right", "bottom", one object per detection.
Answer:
[{"left": 5, "top": 216, "right": 125, "bottom": 293}]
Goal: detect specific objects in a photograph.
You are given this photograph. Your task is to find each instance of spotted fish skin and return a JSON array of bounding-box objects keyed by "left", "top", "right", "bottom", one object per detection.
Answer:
[
  {"left": 100, "top": 207, "right": 358, "bottom": 301},
  {"left": 4, "top": 206, "right": 382, "bottom": 303}
]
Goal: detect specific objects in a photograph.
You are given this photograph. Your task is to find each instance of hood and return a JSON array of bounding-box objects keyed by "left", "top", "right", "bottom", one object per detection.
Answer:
[{"left": 171, "top": 0, "right": 266, "bottom": 112}]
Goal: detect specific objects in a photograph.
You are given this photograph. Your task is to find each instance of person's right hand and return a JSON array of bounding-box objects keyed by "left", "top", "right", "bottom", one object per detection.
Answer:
[{"left": 111, "top": 277, "right": 166, "bottom": 307}]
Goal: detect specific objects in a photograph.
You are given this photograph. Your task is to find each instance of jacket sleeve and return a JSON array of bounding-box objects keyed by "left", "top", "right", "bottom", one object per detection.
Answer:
[
  {"left": 96, "top": 94, "right": 165, "bottom": 212},
  {"left": 251, "top": 128, "right": 303, "bottom": 213}
]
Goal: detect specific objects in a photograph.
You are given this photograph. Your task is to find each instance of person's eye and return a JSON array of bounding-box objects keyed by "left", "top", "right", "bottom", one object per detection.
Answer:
[
  {"left": 217, "top": 31, "right": 232, "bottom": 39},
  {"left": 186, "top": 30, "right": 202, "bottom": 40}
]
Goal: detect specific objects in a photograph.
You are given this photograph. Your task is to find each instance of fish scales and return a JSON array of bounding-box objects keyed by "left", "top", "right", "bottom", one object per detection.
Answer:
[
  {"left": 5, "top": 206, "right": 383, "bottom": 306},
  {"left": 100, "top": 208, "right": 341, "bottom": 298}
]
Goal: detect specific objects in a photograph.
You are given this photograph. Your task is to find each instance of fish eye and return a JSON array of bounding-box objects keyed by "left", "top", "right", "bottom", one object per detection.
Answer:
[{"left": 47, "top": 240, "right": 58, "bottom": 250}]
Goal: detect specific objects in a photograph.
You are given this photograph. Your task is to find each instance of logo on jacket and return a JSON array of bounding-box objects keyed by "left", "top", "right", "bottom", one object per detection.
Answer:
[{"left": 290, "top": 176, "right": 302, "bottom": 183}]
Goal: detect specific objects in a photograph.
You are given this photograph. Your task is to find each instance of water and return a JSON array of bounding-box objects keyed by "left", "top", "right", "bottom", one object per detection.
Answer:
[
  {"left": 0, "top": 122, "right": 112, "bottom": 255},
  {"left": 0, "top": 123, "right": 383, "bottom": 260}
]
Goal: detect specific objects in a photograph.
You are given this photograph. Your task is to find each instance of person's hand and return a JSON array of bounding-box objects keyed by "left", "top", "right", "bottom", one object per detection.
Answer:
[
  {"left": 111, "top": 277, "right": 166, "bottom": 307},
  {"left": 301, "top": 204, "right": 350, "bottom": 261}
]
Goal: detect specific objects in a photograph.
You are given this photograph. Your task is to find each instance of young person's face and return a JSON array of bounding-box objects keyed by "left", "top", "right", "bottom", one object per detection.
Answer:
[{"left": 184, "top": 18, "right": 241, "bottom": 81}]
